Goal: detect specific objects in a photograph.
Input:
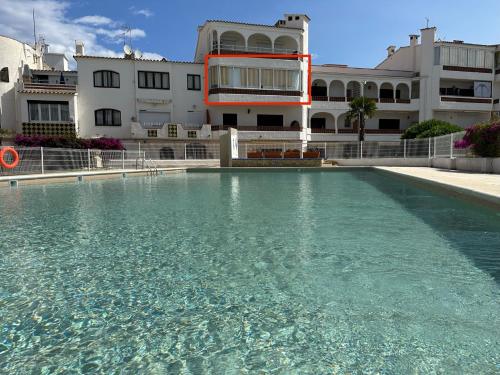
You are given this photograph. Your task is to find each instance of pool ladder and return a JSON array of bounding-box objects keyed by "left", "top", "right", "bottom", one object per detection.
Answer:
[
  {"left": 145, "top": 158, "right": 159, "bottom": 176},
  {"left": 136, "top": 157, "right": 159, "bottom": 176}
]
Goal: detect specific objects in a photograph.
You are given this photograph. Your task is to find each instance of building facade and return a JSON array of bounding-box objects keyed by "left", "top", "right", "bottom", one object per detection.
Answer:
[{"left": 1, "top": 14, "right": 499, "bottom": 143}]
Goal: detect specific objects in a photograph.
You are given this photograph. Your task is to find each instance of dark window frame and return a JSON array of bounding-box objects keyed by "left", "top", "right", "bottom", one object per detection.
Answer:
[
  {"left": 95, "top": 108, "right": 122, "bottom": 126},
  {"left": 0, "top": 67, "right": 9, "bottom": 83},
  {"left": 93, "top": 70, "right": 120, "bottom": 88},
  {"left": 28, "top": 100, "right": 70, "bottom": 122},
  {"left": 379, "top": 119, "right": 400, "bottom": 130},
  {"left": 223, "top": 113, "right": 238, "bottom": 126},
  {"left": 187, "top": 74, "right": 201, "bottom": 90},
  {"left": 138, "top": 71, "right": 170, "bottom": 89}
]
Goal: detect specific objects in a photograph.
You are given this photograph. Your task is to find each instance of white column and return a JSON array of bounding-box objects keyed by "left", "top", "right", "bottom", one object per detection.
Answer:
[{"left": 40, "top": 147, "right": 44, "bottom": 174}]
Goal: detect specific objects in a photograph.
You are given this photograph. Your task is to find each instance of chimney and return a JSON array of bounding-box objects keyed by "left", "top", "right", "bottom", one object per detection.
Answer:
[
  {"left": 75, "top": 41, "right": 85, "bottom": 56},
  {"left": 409, "top": 34, "right": 419, "bottom": 47},
  {"left": 387, "top": 45, "right": 396, "bottom": 57}
]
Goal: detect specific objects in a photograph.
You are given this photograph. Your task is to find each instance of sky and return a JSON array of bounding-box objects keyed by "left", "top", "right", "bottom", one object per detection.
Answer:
[{"left": 1, "top": 0, "right": 499, "bottom": 68}]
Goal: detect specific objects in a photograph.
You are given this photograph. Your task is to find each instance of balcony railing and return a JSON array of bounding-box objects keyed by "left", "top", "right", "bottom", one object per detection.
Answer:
[
  {"left": 312, "top": 96, "right": 410, "bottom": 104},
  {"left": 209, "top": 87, "right": 301, "bottom": 96},
  {"left": 20, "top": 82, "right": 77, "bottom": 93},
  {"left": 442, "top": 65, "right": 493, "bottom": 74},
  {"left": 211, "top": 43, "right": 299, "bottom": 55},
  {"left": 441, "top": 96, "right": 492, "bottom": 104},
  {"left": 311, "top": 128, "right": 336, "bottom": 133}
]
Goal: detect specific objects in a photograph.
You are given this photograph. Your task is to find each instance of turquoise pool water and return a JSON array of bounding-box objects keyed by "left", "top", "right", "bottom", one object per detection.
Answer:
[{"left": 0, "top": 170, "right": 499, "bottom": 373}]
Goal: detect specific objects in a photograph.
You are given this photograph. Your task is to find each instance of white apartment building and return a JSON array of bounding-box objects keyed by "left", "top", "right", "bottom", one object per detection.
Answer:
[
  {"left": 0, "top": 35, "right": 78, "bottom": 137},
  {"left": 1, "top": 14, "right": 499, "bottom": 143}
]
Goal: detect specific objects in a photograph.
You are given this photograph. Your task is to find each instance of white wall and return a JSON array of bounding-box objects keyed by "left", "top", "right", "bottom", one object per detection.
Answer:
[
  {"left": 433, "top": 110, "right": 489, "bottom": 127},
  {"left": 208, "top": 105, "right": 304, "bottom": 127},
  {"left": 0, "top": 36, "right": 42, "bottom": 131},
  {"left": 76, "top": 57, "right": 205, "bottom": 139}
]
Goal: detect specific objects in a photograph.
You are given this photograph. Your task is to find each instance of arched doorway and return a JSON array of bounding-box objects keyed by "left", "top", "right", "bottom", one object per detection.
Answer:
[
  {"left": 310, "top": 112, "right": 335, "bottom": 132},
  {"left": 311, "top": 79, "right": 327, "bottom": 99},
  {"left": 346, "top": 81, "right": 361, "bottom": 100},
  {"left": 380, "top": 82, "right": 395, "bottom": 101},
  {"left": 248, "top": 33, "right": 272, "bottom": 53}
]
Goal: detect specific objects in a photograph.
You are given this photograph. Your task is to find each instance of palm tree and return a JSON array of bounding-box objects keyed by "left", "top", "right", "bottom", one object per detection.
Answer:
[{"left": 346, "top": 97, "right": 377, "bottom": 142}]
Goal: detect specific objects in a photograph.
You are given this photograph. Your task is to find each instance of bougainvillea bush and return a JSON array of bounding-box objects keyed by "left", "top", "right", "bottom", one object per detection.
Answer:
[
  {"left": 14, "top": 135, "right": 124, "bottom": 150},
  {"left": 455, "top": 122, "right": 500, "bottom": 157}
]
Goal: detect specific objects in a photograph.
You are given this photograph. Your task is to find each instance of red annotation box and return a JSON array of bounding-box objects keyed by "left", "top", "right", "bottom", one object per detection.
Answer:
[{"left": 204, "top": 54, "right": 312, "bottom": 106}]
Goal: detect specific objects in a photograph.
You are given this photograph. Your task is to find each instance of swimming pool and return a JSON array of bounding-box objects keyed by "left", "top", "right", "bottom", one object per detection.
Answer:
[{"left": 0, "top": 170, "right": 499, "bottom": 373}]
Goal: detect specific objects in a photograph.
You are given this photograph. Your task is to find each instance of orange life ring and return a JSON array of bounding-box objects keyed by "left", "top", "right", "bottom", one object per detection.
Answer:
[{"left": 0, "top": 147, "right": 20, "bottom": 169}]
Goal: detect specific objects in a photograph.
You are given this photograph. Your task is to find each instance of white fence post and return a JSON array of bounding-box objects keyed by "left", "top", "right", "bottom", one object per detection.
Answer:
[
  {"left": 138, "top": 141, "right": 141, "bottom": 155},
  {"left": 184, "top": 143, "right": 187, "bottom": 160},
  {"left": 324, "top": 142, "right": 327, "bottom": 159},
  {"left": 282, "top": 142, "right": 285, "bottom": 159},
  {"left": 40, "top": 146, "right": 44, "bottom": 174},
  {"left": 450, "top": 133, "right": 454, "bottom": 159},
  {"left": 360, "top": 141, "right": 363, "bottom": 159},
  {"left": 428, "top": 137, "right": 431, "bottom": 159},
  {"left": 245, "top": 144, "right": 248, "bottom": 159},
  {"left": 403, "top": 139, "right": 407, "bottom": 159},
  {"left": 122, "top": 150, "right": 125, "bottom": 169},
  {"left": 87, "top": 149, "right": 91, "bottom": 171},
  {"left": 433, "top": 137, "right": 437, "bottom": 158}
]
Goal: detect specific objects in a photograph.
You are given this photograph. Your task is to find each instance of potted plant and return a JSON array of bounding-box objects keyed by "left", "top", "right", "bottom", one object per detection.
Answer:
[
  {"left": 284, "top": 149, "right": 301, "bottom": 158},
  {"left": 247, "top": 151, "right": 262, "bottom": 159},
  {"left": 303, "top": 149, "right": 321, "bottom": 158},
  {"left": 263, "top": 150, "right": 282, "bottom": 158}
]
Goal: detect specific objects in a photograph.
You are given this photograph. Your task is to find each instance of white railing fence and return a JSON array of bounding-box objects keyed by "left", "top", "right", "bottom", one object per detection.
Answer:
[{"left": 0, "top": 132, "right": 472, "bottom": 176}]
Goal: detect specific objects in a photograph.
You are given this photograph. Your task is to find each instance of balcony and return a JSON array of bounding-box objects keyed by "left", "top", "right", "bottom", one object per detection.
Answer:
[
  {"left": 209, "top": 87, "right": 301, "bottom": 97},
  {"left": 19, "top": 82, "right": 77, "bottom": 94}
]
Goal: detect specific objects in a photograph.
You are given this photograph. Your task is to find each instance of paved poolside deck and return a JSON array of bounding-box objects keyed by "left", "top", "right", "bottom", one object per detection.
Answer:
[{"left": 377, "top": 167, "right": 500, "bottom": 206}]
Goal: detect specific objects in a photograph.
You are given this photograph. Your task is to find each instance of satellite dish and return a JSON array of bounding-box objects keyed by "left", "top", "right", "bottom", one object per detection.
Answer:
[
  {"left": 123, "top": 44, "right": 132, "bottom": 56},
  {"left": 134, "top": 49, "right": 143, "bottom": 59}
]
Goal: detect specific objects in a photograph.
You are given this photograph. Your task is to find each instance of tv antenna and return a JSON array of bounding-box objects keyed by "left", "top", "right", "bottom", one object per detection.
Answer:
[
  {"left": 134, "top": 49, "right": 143, "bottom": 59},
  {"left": 121, "top": 25, "right": 132, "bottom": 48},
  {"left": 425, "top": 17, "right": 430, "bottom": 28}
]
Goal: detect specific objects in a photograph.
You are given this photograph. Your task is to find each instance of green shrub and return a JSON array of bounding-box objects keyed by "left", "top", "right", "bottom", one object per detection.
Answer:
[{"left": 401, "top": 119, "right": 462, "bottom": 139}]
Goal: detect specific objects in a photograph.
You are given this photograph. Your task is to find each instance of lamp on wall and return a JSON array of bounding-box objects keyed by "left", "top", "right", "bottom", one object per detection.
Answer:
[{"left": 247, "top": 108, "right": 251, "bottom": 114}]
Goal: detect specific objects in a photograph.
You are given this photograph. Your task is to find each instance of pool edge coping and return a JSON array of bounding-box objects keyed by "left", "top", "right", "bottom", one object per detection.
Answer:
[{"left": 375, "top": 167, "right": 500, "bottom": 208}]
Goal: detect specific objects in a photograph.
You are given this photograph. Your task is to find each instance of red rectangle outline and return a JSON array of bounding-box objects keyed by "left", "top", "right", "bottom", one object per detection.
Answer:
[{"left": 204, "top": 54, "right": 311, "bottom": 106}]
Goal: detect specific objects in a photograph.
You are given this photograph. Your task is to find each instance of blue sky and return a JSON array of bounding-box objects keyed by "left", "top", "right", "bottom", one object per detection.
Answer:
[{"left": 1, "top": 0, "right": 499, "bottom": 67}]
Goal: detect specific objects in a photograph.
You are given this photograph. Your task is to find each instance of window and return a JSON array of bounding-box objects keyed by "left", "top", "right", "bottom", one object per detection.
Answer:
[
  {"left": 138, "top": 71, "right": 169, "bottom": 89},
  {"left": 147, "top": 130, "right": 158, "bottom": 138},
  {"left": 223, "top": 113, "right": 237, "bottom": 126},
  {"left": 257, "top": 114, "right": 283, "bottom": 127},
  {"left": 95, "top": 109, "right": 121, "bottom": 126},
  {"left": 33, "top": 75, "right": 49, "bottom": 84},
  {"left": 261, "top": 69, "right": 273, "bottom": 89},
  {"left": 247, "top": 68, "right": 259, "bottom": 88},
  {"left": 28, "top": 101, "right": 70, "bottom": 122},
  {"left": 93, "top": 70, "right": 120, "bottom": 88},
  {"left": 209, "top": 66, "right": 218, "bottom": 88},
  {"left": 311, "top": 118, "right": 326, "bottom": 129},
  {"left": 188, "top": 130, "right": 197, "bottom": 138},
  {"left": 187, "top": 74, "right": 201, "bottom": 90},
  {"left": 1, "top": 67, "right": 10, "bottom": 82},
  {"left": 168, "top": 124, "right": 177, "bottom": 138},
  {"left": 379, "top": 119, "right": 400, "bottom": 130}
]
